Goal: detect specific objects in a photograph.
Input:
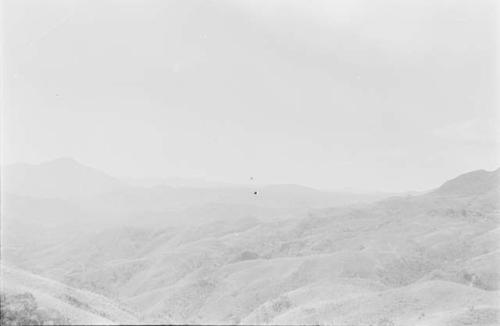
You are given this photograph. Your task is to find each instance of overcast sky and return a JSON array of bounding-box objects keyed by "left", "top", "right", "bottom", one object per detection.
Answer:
[{"left": 2, "top": 0, "right": 499, "bottom": 191}]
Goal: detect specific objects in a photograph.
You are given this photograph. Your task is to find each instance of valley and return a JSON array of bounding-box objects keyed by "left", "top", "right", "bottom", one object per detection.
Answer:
[{"left": 1, "top": 160, "right": 499, "bottom": 325}]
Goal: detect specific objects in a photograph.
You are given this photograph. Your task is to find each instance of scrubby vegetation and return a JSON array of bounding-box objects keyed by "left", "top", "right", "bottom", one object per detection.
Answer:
[
  {"left": 0, "top": 292, "right": 69, "bottom": 325},
  {"left": 234, "top": 251, "right": 260, "bottom": 262}
]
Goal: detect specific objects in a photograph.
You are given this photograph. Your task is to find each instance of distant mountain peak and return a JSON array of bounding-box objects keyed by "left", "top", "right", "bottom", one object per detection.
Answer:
[
  {"left": 3, "top": 158, "right": 123, "bottom": 199},
  {"left": 45, "top": 156, "right": 79, "bottom": 164}
]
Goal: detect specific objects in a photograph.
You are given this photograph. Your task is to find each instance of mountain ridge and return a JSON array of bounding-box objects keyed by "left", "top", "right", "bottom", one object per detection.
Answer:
[{"left": 2, "top": 162, "right": 499, "bottom": 325}]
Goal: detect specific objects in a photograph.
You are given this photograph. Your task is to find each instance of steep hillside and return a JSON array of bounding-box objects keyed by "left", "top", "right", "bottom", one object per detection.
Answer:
[{"left": 0, "top": 265, "right": 139, "bottom": 324}]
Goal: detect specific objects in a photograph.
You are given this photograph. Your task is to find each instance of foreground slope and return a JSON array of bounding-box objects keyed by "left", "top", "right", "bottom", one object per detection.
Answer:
[{"left": 0, "top": 265, "right": 139, "bottom": 324}]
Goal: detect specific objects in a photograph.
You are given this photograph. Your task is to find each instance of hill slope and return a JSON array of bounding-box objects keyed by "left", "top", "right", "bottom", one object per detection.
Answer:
[
  {"left": 435, "top": 168, "right": 500, "bottom": 197},
  {"left": 0, "top": 265, "right": 139, "bottom": 324}
]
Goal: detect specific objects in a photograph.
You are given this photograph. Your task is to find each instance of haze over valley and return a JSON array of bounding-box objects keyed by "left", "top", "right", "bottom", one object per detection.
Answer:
[{"left": 1, "top": 159, "right": 499, "bottom": 325}]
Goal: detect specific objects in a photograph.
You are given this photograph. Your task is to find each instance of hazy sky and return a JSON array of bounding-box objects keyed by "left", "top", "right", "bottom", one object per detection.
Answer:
[{"left": 2, "top": 0, "right": 499, "bottom": 191}]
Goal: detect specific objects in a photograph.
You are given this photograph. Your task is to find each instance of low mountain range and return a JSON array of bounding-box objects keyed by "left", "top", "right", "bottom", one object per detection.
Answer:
[{"left": 1, "top": 159, "right": 499, "bottom": 325}]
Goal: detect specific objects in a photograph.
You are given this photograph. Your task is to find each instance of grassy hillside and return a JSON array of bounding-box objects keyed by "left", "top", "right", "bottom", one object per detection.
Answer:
[{"left": 0, "top": 265, "right": 139, "bottom": 324}]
